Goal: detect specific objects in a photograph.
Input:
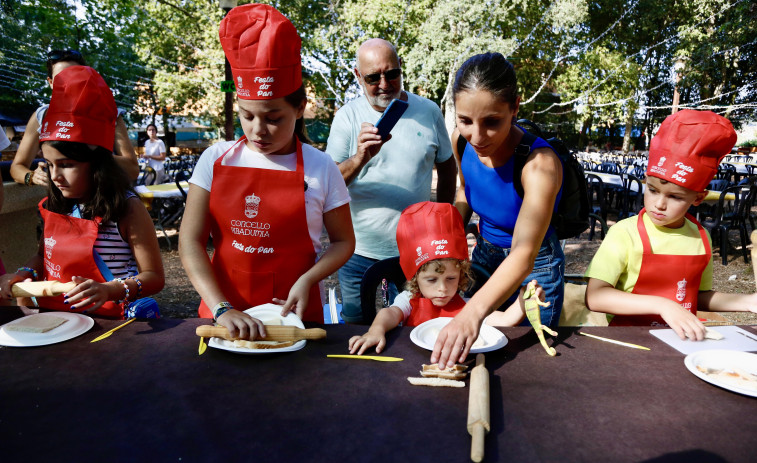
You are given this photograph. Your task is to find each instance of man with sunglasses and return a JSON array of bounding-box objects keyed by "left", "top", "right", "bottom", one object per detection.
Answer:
[
  {"left": 11, "top": 49, "right": 139, "bottom": 187},
  {"left": 327, "top": 38, "right": 457, "bottom": 324}
]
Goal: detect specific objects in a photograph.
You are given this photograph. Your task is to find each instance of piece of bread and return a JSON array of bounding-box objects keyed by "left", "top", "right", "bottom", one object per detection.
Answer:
[
  {"left": 421, "top": 364, "right": 468, "bottom": 379},
  {"left": 704, "top": 328, "right": 724, "bottom": 340},
  {"left": 232, "top": 339, "right": 294, "bottom": 349},
  {"left": 5, "top": 314, "right": 68, "bottom": 333},
  {"left": 407, "top": 377, "right": 465, "bottom": 388}
]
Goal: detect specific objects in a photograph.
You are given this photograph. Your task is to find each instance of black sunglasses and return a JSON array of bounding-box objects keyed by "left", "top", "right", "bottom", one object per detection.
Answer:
[
  {"left": 362, "top": 68, "right": 401, "bottom": 86},
  {"left": 47, "top": 49, "right": 83, "bottom": 62}
]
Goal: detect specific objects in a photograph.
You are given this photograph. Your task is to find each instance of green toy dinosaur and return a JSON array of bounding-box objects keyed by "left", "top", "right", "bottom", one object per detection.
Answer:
[{"left": 523, "top": 280, "right": 557, "bottom": 356}]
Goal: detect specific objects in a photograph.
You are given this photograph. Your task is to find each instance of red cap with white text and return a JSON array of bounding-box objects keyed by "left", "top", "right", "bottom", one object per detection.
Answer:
[
  {"left": 396, "top": 202, "right": 468, "bottom": 280},
  {"left": 39, "top": 66, "right": 116, "bottom": 151},
  {"left": 646, "top": 109, "right": 737, "bottom": 192},
  {"left": 219, "top": 3, "right": 302, "bottom": 100}
]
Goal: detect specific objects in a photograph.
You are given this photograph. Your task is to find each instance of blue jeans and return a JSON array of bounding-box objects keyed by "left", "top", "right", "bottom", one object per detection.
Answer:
[
  {"left": 337, "top": 253, "right": 399, "bottom": 324},
  {"left": 471, "top": 233, "right": 565, "bottom": 327}
]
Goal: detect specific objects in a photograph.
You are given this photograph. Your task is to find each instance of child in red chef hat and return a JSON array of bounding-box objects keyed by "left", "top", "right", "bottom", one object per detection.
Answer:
[
  {"left": 585, "top": 110, "right": 757, "bottom": 340},
  {"left": 180, "top": 4, "right": 354, "bottom": 340},
  {"left": 349, "top": 201, "right": 540, "bottom": 355},
  {"left": 0, "top": 66, "right": 164, "bottom": 317}
]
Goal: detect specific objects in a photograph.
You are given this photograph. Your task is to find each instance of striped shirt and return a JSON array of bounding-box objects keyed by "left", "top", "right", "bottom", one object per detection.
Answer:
[{"left": 95, "top": 220, "right": 137, "bottom": 279}]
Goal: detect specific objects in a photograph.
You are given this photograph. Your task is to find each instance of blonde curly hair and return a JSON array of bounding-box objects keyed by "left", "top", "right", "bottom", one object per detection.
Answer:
[{"left": 404, "top": 258, "right": 473, "bottom": 297}]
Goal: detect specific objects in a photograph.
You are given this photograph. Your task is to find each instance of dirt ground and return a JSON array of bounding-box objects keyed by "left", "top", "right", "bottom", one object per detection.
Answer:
[{"left": 154, "top": 222, "right": 757, "bottom": 325}]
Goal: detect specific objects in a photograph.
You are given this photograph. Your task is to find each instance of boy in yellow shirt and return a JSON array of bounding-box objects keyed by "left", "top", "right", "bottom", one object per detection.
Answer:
[{"left": 585, "top": 110, "right": 757, "bottom": 340}]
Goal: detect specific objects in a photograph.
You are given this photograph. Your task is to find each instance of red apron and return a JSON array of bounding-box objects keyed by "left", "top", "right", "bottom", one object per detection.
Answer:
[
  {"left": 405, "top": 294, "right": 466, "bottom": 327},
  {"left": 610, "top": 209, "right": 710, "bottom": 326},
  {"left": 198, "top": 137, "right": 323, "bottom": 322},
  {"left": 38, "top": 198, "right": 124, "bottom": 318}
]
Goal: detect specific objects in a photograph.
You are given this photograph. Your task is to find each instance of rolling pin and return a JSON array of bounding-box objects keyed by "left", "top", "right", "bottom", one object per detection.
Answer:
[
  {"left": 195, "top": 325, "right": 326, "bottom": 342},
  {"left": 467, "top": 353, "right": 490, "bottom": 463},
  {"left": 11, "top": 280, "right": 76, "bottom": 297},
  {"left": 751, "top": 231, "right": 757, "bottom": 291}
]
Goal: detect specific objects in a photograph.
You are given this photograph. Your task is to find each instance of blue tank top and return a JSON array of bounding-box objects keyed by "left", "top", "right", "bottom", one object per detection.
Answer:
[{"left": 462, "top": 131, "right": 562, "bottom": 248}]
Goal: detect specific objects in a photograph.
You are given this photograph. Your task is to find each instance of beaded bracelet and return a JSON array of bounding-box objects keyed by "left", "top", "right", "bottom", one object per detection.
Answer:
[
  {"left": 127, "top": 276, "right": 143, "bottom": 299},
  {"left": 114, "top": 278, "right": 130, "bottom": 304},
  {"left": 212, "top": 301, "right": 234, "bottom": 320},
  {"left": 16, "top": 267, "right": 39, "bottom": 280}
]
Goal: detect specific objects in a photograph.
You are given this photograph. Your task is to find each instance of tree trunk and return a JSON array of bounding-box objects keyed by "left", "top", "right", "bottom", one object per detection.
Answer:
[
  {"left": 441, "top": 69, "right": 457, "bottom": 138},
  {"left": 162, "top": 111, "right": 171, "bottom": 150},
  {"left": 622, "top": 100, "right": 638, "bottom": 154},
  {"left": 578, "top": 114, "right": 593, "bottom": 149}
]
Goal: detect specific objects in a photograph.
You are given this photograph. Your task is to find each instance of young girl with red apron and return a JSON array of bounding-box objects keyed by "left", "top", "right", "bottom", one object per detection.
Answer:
[
  {"left": 197, "top": 136, "right": 322, "bottom": 322},
  {"left": 38, "top": 199, "right": 124, "bottom": 318},
  {"left": 396, "top": 201, "right": 471, "bottom": 327},
  {"left": 610, "top": 209, "right": 711, "bottom": 326}
]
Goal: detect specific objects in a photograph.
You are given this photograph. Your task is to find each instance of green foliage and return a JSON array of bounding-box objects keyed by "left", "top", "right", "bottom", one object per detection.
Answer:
[{"left": 1, "top": 0, "right": 754, "bottom": 145}]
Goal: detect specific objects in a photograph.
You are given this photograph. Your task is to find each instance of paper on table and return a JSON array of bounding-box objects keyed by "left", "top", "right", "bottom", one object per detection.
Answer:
[{"left": 650, "top": 326, "right": 757, "bottom": 355}]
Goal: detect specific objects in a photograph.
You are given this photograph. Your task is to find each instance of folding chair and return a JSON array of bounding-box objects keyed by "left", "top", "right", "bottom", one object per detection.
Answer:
[
  {"left": 700, "top": 184, "right": 756, "bottom": 265},
  {"left": 137, "top": 166, "right": 156, "bottom": 186},
  {"left": 585, "top": 174, "right": 609, "bottom": 240}
]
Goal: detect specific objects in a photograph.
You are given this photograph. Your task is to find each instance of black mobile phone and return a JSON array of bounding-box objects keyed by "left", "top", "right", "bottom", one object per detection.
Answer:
[{"left": 374, "top": 98, "right": 409, "bottom": 140}]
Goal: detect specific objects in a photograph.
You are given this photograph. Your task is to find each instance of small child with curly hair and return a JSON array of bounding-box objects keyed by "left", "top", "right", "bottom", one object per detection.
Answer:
[{"left": 349, "top": 201, "right": 536, "bottom": 355}]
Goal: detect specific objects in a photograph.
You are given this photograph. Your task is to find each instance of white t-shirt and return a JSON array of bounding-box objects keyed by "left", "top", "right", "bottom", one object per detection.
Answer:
[
  {"left": 326, "top": 92, "right": 453, "bottom": 260},
  {"left": 144, "top": 139, "right": 166, "bottom": 172},
  {"left": 190, "top": 140, "right": 351, "bottom": 253}
]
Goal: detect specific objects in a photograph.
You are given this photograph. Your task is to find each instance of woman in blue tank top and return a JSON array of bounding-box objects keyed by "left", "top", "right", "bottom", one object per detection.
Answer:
[{"left": 431, "top": 52, "right": 565, "bottom": 368}]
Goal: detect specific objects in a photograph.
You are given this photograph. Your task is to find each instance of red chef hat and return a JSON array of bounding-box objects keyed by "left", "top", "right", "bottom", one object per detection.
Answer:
[
  {"left": 396, "top": 202, "right": 468, "bottom": 280},
  {"left": 39, "top": 66, "right": 116, "bottom": 151},
  {"left": 646, "top": 109, "right": 737, "bottom": 192},
  {"left": 219, "top": 3, "right": 302, "bottom": 100}
]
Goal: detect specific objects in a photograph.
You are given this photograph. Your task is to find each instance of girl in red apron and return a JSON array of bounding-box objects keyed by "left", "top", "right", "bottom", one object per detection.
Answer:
[
  {"left": 179, "top": 4, "right": 354, "bottom": 340},
  {"left": 0, "top": 66, "right": 164, "bottom": 317},
  {"left": 348, "top": 201, "right": 538, "bottom": 355},
  {"left": 585, "top": 110, "right": 757, "bottom": 341}
]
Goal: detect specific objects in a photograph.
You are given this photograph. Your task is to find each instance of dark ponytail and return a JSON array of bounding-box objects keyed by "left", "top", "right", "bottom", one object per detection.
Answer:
[{"left": 453, "top": 52, "right": 518, "bottom": 106}]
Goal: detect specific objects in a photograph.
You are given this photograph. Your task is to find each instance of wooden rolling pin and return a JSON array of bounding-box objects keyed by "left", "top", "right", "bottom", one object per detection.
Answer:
[
  {"left": 751, "top": 230, "right": 757, "bottom": 291},
  {"left": 467, "top": 353, "right": 490, "bottom": 463},
  {"left": 11, "top": 280, "right": 76, "bottom": 297},
  {"left": 195, "top": 325, "right": 326, "bottom": 342}
]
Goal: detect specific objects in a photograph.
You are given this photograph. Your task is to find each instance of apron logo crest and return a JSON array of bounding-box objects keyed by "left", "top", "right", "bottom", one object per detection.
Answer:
[
  {"left": 44, "top": 237, "right": 56, "bottom": 259},
  {"left": 675, "top": 278, "right": 687, "bottom": 302},
  {"left": 245, "top": 193, "right": 261, "bottom": 218}
]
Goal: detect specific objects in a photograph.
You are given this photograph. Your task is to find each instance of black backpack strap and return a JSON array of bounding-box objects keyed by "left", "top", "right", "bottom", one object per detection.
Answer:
[
  {"left": 513, "top": 129, "right": 538, "bottom": 199},
  {"left": 456, "top": 131, "right": 468, "bottom": 157}
]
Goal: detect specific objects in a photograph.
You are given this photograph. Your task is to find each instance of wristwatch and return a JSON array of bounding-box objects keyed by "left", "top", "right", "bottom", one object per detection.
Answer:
[{"left": 24, "top": 171, "right": 33, "bottom": 186}]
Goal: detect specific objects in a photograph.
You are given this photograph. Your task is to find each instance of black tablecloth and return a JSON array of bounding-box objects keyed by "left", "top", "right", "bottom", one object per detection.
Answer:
[{"left": 1, "top": 309, "right": 755, "bottom": 462}]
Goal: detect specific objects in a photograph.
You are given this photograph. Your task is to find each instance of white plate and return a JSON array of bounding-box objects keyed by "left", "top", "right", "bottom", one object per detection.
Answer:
[
  {"left": 0, "top": 312, "right": 94, "bottom": 347},
  {"left": 208, "top": 304, "right": 306, "bottom": 354},
  {"left": 409, "top": 317, "right": 508, "bottom": 353},
  {"left": 684, "top": 349, "right": 757, "bottom": 397}
]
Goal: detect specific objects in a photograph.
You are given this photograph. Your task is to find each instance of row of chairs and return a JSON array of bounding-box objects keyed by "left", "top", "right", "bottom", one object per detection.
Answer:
[
  {"left": 585, "top": 173, "right": 643, "bottom": 240},
  {"left": 141, "top": 169, "right": 192, "bottom": 249},
  {"left": 700, "top": 181, "right": 757, "bottom": 265},
  {"left": 136, "top": 155, "right": 198, "bottom": 186}
]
